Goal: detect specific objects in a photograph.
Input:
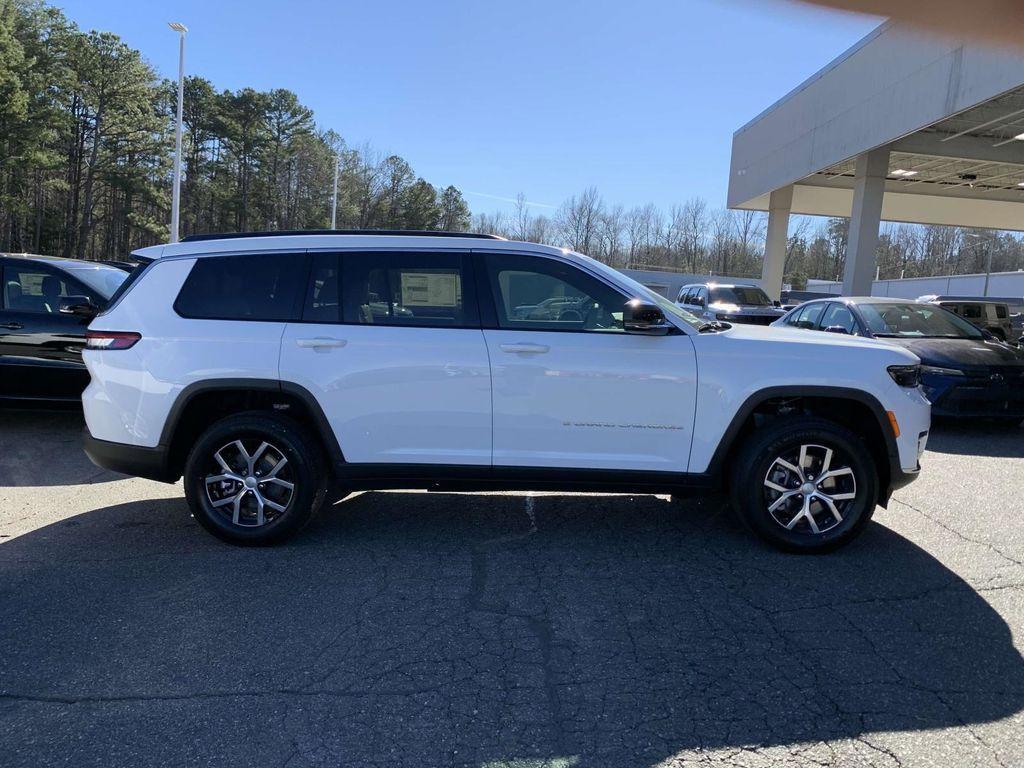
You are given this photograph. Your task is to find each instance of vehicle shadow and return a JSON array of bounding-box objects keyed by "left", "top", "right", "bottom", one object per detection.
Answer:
[
  {"left": 0, "top": 409, "right": 122, "bottom": 487},
  {"left": 1, "top": 491, "right": 1021, "bottom": 767},
  {"left": 926, "top": 418, "right": 1024, "bottom": 458}
]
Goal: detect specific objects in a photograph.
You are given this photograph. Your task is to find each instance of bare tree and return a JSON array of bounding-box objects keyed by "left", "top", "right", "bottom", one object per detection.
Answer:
[{"left": 557, "top": 187, "right": 603, "bottom": 254}]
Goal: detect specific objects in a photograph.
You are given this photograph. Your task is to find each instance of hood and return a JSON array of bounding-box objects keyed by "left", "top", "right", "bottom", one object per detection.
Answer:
[
  {"left": 879, "top": 337, "right": 1024, "bottom": 370},
  {"left": 720, "top": 322, "right": 918, "bottom": 360}
]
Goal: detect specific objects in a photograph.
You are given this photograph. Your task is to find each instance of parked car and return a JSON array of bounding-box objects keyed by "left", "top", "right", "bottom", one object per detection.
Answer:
[
  {"left": 918, "top": 295, "right": 1016, "bottom": 342},
  {"left": 675, "top": 282, "right": 787, "bottom": 325},
  {"left": 774, "top": 297, "right": 1024, "bottom": 425},
  {"left": 83, "top": 231, "right": 929, "bottom": 552},
  {"left": 1, "top": 253, "right": 130, "bottom": 404}
]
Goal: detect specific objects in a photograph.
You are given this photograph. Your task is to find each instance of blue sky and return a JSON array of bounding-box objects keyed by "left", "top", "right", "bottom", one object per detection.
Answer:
[{"left": 60, "top": 0, "right": 879, "bottom": 216}]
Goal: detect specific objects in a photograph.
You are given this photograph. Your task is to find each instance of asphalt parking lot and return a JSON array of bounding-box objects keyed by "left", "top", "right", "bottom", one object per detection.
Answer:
[{"left": 1, "top": 411, "right": 1022, "bottom": 768}]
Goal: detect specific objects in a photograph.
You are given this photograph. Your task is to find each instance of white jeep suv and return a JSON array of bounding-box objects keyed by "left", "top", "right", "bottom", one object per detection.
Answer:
[{"left": 82, "top": 231, "right": 930, "bottom": 552}]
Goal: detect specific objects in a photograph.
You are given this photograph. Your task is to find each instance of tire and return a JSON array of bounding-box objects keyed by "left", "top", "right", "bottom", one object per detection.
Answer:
[
  {"left": 729, "top": 417, "right": 878, "bottom": 553},
  {"left": 184, "top": 412, "right": 328, "bottom": 545}
]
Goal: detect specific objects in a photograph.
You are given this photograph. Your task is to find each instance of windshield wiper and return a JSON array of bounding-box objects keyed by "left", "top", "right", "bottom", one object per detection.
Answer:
[{"left": 698, "top": 321, "right": 731, "bottom": 333}]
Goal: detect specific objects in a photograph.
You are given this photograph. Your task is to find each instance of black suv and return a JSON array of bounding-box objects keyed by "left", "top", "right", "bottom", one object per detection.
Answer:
[{"left": 0, "top": 253, "right": 129, "bottom": 404}]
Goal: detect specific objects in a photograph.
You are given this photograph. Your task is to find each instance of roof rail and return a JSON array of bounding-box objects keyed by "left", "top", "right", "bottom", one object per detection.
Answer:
[{"left": 180, "top": 229, "right": 505, "bottom": 243}]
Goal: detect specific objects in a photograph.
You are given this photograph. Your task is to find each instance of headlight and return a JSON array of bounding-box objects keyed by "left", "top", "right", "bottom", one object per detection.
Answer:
[
  {"left": 887, "top": 364, "right": 921, "bottom": 388},
  {"left": 920, "top": 365, "right": 965, "bottom": 377}
]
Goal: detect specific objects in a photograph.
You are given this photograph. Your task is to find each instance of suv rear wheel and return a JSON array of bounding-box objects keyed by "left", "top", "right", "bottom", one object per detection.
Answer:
[
  {"left": 184, "top": 413, "right": 327, "bottom": 545},
  {"left": 730, "top": 417, "right": 878, "bottom": 553}
]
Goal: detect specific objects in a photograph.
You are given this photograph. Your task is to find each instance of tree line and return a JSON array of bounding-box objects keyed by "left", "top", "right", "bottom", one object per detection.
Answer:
[
  {"left": 0, "top": 0, "right": 471, "bottom": 260},
  {"left": 474, "top": 188, "right": 1024, "bottom": 288}
]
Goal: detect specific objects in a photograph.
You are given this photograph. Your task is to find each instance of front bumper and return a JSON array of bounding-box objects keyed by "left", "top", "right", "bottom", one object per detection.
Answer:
[
  {"left": 924, "top": 372, "right": 1024, "bottom": 419},
  {"left": 83, "top": 431, "right": 177, "bottom": 483}
]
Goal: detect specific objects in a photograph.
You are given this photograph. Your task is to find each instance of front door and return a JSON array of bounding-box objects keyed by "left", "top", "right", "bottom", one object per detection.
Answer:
[
  {"left": 0, "top": 262, "right": 94, "bottom": 401},
  {"left": 279, "top": 251, "right": 492, "bottom": 466},
  {"left": 478, "top": 252, "right": 698, "bottom": 473}
]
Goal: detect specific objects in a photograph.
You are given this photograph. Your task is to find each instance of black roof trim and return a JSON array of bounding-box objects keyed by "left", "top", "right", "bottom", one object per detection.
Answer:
[{"left": 180, "top": 229, "right": 505, "bottom": 243}]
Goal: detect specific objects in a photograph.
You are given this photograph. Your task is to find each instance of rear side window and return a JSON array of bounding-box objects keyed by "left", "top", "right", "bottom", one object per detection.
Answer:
[
  {"left": 961, "top": 304, "right": 983, "bottom": 320},
  {"left": 996, "top": 305, "right": 1008, "bottom": 319},
  {"left": 341, "top": 252, "right": 477, "bottom": 327},
  {"left": 175, "top": 253, "right": 308, "bottom": 321},
  {"left": 303, "top": 253, "right": 341, "bottom": 323}
]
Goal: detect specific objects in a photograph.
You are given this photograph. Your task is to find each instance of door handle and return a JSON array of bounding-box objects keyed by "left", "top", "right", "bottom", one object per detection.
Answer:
[
  {"left": 1, "top": 322, "right": 23, "bottom": 330},
  {"left": 296, "top": 337, "right": 347, "bottom": 349},
  {"left": 500, "top": 343, "right": 550, "bottom": 354}
]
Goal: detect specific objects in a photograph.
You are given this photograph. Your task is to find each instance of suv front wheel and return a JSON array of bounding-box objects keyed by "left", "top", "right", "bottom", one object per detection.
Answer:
[
  {"left": 731, "top": 417, "right": 879, "bottom": 553},
  {"left": 184, "top": 413, "right": 327, "bottom": 545}
]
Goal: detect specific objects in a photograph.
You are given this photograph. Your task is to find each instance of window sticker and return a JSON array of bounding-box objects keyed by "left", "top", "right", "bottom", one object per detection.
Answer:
[{"left": 400, "top": 272, "right": 459, "bottom": 307}]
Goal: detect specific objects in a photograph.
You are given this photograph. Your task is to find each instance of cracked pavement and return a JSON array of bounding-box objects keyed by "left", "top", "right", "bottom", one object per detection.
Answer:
[{"left": 0, "top": 411, "right": 1022, "bottom": 767}]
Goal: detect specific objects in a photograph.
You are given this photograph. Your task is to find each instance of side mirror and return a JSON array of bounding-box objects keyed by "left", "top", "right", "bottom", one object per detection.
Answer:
[
  {"left": 980, "top": 329, "right": 995, "bottom": 341},
  {"left": 624, "top": 300, "right": 671, "bottom": 336},
  {"left": 692, "top": 296, "right": 706, "bottom": 308},
  {"left": 824, "top": 325, "right": 850, "bottom": 335},
  {"left": 773, "top": 300, "right": 782, "bottom": 307},
  {"left": 59, "top": 296, "right": 98, "bottom": 318}
]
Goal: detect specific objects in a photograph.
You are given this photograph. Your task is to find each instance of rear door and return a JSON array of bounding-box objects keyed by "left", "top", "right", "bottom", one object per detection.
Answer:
[
  {"left": 477, "top": 250, "right": 697, "bottom": 472},
  {"left": 279, "top": 250, "right": 491, "bottom": 465},
  {"left": 0, "top": 261, "right": 96, "bottom": 400}
]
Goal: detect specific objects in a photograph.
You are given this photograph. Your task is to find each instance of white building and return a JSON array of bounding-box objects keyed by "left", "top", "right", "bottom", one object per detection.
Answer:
[{"left": 729, "top": 22, "right": 1024, "bottom": 299}]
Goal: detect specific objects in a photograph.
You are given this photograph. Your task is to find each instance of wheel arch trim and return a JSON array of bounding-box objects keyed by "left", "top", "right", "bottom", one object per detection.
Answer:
[
  {"left": 704, "top": 385, "right": 901, "bottom": 497},
  {"left": 159, "top": 378, "right": 345, "bottom": 467}
]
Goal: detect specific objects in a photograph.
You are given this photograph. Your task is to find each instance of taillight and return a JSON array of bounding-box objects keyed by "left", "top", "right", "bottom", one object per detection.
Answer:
[{"left": 85, "top": 331, "right": 141, "bottom": 350}]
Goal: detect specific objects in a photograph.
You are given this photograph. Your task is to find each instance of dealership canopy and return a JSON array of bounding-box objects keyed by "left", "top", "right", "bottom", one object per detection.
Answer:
[{"left": 729, "top": 22, "right": 1024, "bottom": 297}]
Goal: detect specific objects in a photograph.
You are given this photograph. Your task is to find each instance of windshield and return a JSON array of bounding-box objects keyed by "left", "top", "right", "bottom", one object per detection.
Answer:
[
  {"left": 64, "top": 264, "right": 129, "bottom": 300},
  {"left": 710, "top": 286, "right": 771, "bottom": 306},
  {"left": 860, "top": 303, "right": 983, "bottom": 339},
  {"left": 573, "top": 253, "right": 705, "bottom": 330}
]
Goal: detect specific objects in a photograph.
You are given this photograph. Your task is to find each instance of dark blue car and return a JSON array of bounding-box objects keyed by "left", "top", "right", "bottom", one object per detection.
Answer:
[{"left": 773, "top": 297, "right": 1024, "bottom": 426}]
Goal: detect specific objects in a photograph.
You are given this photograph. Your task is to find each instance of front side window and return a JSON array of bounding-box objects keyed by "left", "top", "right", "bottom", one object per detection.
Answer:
[
  {"left": 790, "top": 302, "right": 826, "bottom": 329},
  {"left": 484, "top": 253, "right": 626, "bottom": 332},
  {"left": 341, "top": 252, "right": 476, "bottom": 327},
  {"left": 2, "top": 266, "right": 94, "bottom": 314},
  {"left": 820, "top": 303, "right": 858, "bottom": 335},
  {"left": 175, "top": 252, "right": 308, "bottom": 321},
  {"left": 63, "top": 264, "right": 128, "bottom": 300},
  {"left": 860, "top": 303, "right": 982, "bottom": 339}
]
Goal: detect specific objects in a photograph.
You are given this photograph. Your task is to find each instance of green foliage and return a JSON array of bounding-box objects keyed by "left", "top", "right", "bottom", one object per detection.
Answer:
[{"left": 0, "top": 0, "right": 469, "bottom": 258}]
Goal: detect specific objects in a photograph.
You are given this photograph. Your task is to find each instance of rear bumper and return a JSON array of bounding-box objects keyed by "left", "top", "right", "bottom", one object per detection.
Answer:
[{"left": 83, "top": 431, "right": 177, "bottom": 483}]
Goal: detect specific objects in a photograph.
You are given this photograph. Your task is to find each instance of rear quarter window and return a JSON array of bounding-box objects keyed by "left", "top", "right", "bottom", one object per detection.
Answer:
[{"left": 174, "top": 252, "right": 308, "bottom": 321}]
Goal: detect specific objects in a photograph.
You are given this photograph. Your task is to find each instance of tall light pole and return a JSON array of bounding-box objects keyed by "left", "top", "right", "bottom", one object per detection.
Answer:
[
  {"left": 965, "top": 232, "right": 998, "bottom": 296},
  {"left": 168, "top": 22, "right": 188, "bottom": 243},
  {"left": 330, "top": 154, "right": 340, "bottom": 229}
]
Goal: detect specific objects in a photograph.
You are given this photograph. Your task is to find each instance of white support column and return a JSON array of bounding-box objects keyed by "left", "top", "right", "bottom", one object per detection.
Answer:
[
  {"left": 761, "top": 185, "right": 793, "bottom": 301},
  {"left": 842, "top": 147, "right": 889, "bottom": 296}
]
